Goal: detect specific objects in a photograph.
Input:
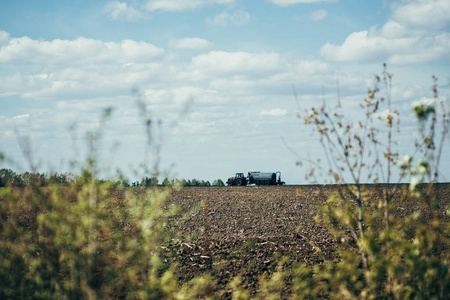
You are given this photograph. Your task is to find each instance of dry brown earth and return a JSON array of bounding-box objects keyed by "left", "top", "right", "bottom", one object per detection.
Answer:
[{"left": 161, "top": 184, "right": 449, "bottom": 296}]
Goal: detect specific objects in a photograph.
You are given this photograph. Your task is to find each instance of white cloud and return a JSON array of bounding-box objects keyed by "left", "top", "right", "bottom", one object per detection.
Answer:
[
  {"left": 171, "top": 86, "right": 219, "bottom": 104},
  {"left": 297, "top": 60, "right": 331, "bottom": 74},
  {"left": 145, "top": 0, "right": 235, "bottom": 12},
  {"left": 321, "top": 31, "right": 391, "bottom": 62},
  {"left": 19, "top": 63, "right": 172, "bottom": 100},
  {"left": 103, "top": 1, "right": 148, "bottom": 21},
  {"left": 321, "top": 29, "right": 450, "bottom": 64},
  {"left": 206, "top": 10, "right": 251, "bottom": 26},
  {"left": 379, "top": 21, "right": 412, "bottom": 39},
  {"left": 0, "top": 30, "right": 10, "bottom": 46},
  {"left": 320, "top": 0, "right": 450, "bottom": 64},
  {"left": 0, "top": 32, "right": 359, "bottom": 106},
  {"left": 0, "top": 36, "right": 165, "bottom": 65},
  {"left": 260, "top": 109, "right": 288, "bottom": 117},
  {"left": 267, "top": 0, "right": 337, "bottom": 6},
  {"left": 143, "top": 86, "right": 220, "bottom": 105},
  {"left": 0, "top": 34, "right": 175, "bottom": 100},
  {"left": 189, "top": 51, "right": 282, "bottom": 77},
  {"left": 391, "top": 0, "right": 450, "bottom": 30},
  {"left": 168, "top": 38, "right": 214, "bottom": 50},
  {"left": 309, "top": 9, "right": 327, "bottom": 21}
]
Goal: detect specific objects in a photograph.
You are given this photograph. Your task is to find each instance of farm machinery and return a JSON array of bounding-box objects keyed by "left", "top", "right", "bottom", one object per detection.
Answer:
[{"left": 227, "top": 171, "right": 285, "bottom": 186}]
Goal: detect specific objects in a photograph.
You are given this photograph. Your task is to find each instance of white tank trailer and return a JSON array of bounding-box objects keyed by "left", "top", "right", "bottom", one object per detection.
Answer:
[{"left": 227, "top": 171, "right": 285, "bottom": 186}]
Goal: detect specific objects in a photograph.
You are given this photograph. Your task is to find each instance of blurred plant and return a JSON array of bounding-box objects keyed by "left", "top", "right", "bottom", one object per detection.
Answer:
[
  {"left": 290, "top": 65, "right": 450, "bottom": 298},
  {"left": 0, "top": 104, "right": 212, "bottom": 299}
]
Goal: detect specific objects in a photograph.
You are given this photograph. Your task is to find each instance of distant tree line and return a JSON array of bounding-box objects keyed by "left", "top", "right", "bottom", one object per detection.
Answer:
[
  {"left": 117, "top": 177, "right": 225, "bottom": 187},
  {"left": 0, "top": 169, "right": 72, "bottom": 187},
  {"left": 0, "top": 169, "right": 225, "bottom": 188}
]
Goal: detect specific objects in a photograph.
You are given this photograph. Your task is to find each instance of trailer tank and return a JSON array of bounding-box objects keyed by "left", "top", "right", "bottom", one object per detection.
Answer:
[{"left": 247, "top": 171, "right": 284, "bottom": 185}]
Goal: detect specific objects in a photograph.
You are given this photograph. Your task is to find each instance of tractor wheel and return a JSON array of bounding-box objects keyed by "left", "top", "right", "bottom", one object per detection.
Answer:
[{"left": 236, "top": 179, "right": 242, "bottom": 186}]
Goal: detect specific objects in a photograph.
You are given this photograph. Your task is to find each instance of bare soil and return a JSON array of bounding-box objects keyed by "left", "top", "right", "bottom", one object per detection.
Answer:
[{"left": 162, "top": 184, "right": 450, "bottom": 297}]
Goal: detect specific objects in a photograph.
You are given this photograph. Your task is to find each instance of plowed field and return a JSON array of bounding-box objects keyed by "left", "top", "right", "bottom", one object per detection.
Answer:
[{"left": 162, "top": 184, "right": 450, "bottom": 297}]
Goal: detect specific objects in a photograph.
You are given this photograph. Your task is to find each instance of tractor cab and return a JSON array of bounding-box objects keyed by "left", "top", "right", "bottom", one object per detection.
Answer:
[
  {"left": 227, "top": 172, "right": 247, "bottom": 186},
  {"left": 235, "top": 173, "right": 245, "bottom": 179}
]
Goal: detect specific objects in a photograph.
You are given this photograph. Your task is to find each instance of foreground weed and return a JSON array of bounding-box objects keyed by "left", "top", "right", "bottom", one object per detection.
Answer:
[{"left": 291, "top": 65, "right": 450, "bottom": 299}]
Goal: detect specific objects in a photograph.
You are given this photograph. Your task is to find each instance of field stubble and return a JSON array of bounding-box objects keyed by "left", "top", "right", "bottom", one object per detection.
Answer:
[{"left": 158, "top": 184, "right": 450, "bottom": 296}]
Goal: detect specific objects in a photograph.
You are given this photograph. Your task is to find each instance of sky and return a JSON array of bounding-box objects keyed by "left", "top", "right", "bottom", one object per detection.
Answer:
[{"left": 0, "top": 0, "right": 449, "bottom": 184}]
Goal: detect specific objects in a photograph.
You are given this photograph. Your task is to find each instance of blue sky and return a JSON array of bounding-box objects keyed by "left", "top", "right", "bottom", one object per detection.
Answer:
[{"left": 1, "top": 0, "right": 449, "bottom": 184}]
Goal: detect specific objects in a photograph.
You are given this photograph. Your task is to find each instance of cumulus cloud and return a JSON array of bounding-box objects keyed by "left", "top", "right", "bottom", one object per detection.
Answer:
[
  {"left": 267, "top": 0, "right": 337, "bottom": 6},
  {"left": 321, "top": 29, "right": 450, "bottom": 64},
  {"left": 206, "top": 10, "right": 251, "bottom": 26},
  {"left": 297, "top": 60, "right": 331, "bottom": 74},
  {"left": 190, "top": 51, "right": 282, "bottom": 77},
  {"left": 0, "top": 30, "right": 10, "bottom": 46},
  {"left": 260, "top": 109, "right": 287, "bottom": 117},
  {"left": 321, "top": 31, "right": 391, "bottom": 62},
  {"left": 391, "top": 0, "right": 450, "bottom": 30},
  {"left": 309, "top": 9, "right": 327, "bottom": 21},
  {"left": 103, "top": 1, "right": 148, "bottom": 21},
  {"left": 0, "top": 33, "right": 173, "bottom": 100},
  {"left": 168, "top": 38, "right": 214, "bottom": 50},
  {"left": 143, "top": 86, "right": 220, "bottom": 105},
  {"left": 0, "top": 36, "right": 165, "bottom": 65},
  {"left": 320, "top": 0, "right": 450, "bottom": 64},
  {"left": 145, "top": 0, "right": 235, "bottom": 12},
  {"left": 0, "top": 32, "right": 363, "bottom": 106},
  {"left": 102, "top": 0, "right": 238, "bottom": 17}
]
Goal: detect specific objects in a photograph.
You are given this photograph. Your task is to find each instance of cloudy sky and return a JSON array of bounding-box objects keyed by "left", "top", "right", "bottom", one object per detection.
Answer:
[{"left": 1, "top": 0, "right": 449, "bottom": 184}]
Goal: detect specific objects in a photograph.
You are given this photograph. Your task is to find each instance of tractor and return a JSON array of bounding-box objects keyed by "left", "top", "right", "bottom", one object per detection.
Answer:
[{"left": 226, "top": 173, "right": 247, "bottom": 186}]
